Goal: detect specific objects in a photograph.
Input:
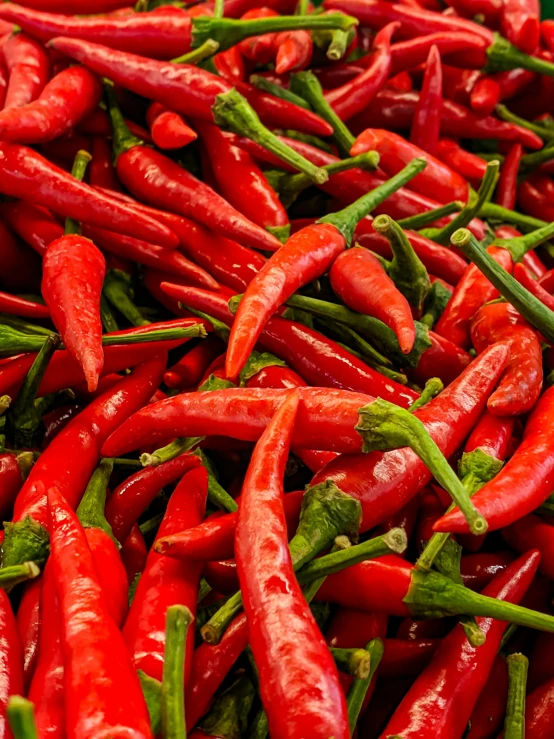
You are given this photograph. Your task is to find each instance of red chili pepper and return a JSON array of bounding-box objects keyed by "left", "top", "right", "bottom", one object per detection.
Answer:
[
  {"left": 0, "top": 590, "right": 23, "bottom": 737},
  {"left": 89, "top": 136, "right": 121, "bottom": 192},
  {"left": 464, "top": 409, "right": 515, "bottom": 460},
  {"left": 500, "top": 0, "right": 540, "bottom": 54},
  {"left": 311, "top": 342, "right": 508, "bottom": 534},
  {"left": 503, "top": 514, "right": 554, "bottom": 581},
  {"left": 236, "top": 391, "right": 348, "bottom": 737},
  {"left": 121, "top": 523, "right": 147, "bottom": 585},
  {"left": 0, "top": 201, "right": 63, "bottom": 257},
  {"left": 10, "top": 355, "right": 168, "bottom": 537},
  {"left": 409, "top": 331, "right": 472, "bottom": 386},
  {"left": 146, "top": 101, "right": 197, "bottom": 151},
  {"left": 0, "top": 142, "right": 177, "bottom": 248},
  {"left": 164, "top": 335, "right": 224, "bottom": 390},
  {"left": 497, "top": 142, "right": 522, "bottom": 211},
  {"left": 460, "top": 551, "right": 515, "bottom": 591},
  {"left": 0, "top": 292, "right": 48, "bottom": 319},
  {"left": 238, "top": 8, "right": 279, "bottom": 64},
  {"left": 518, "top": 173, "right": 554, "bottom": 223},
  {"left": 528, "top": 631, "right": 554, "bottom": 691},
  {"left": 47, "top": 485, "right": 152, "bottom": 738},
  {"left": 434, "top": 138, "right": 487, "bottom": 185},
  {"left": 351, "top": 89, "right": 544, "bottom": 150},
  {"left": 123, "top": 466, "right": 207, "bottom": 684},
  {"left": 329, "top": 247, "right": 416, "bottom": 353},
  {"left": 524, "top": 672, "right": 554, "bottom": 736},
  {"left": 352, "top": 128, "right": 469, "bottom": 203},
  {"left": 410, "top": 44, "right": 441, "bottom": 155},
  {"left": 355, "top": 219, "right": 468, "bottom": 285},
  {"left": 78, "top": 105, "right": 152, "bottom": 142},
  {"left": 2, "top": 32, "right": 49, "bottom": 110},
  {"left": 275, "top": 29, "right": 313, "bottom": 74},
  {"left": 15, "top": 576, "right": 41, "bottom": 692},
  {"left": 469, "top": 75, "right": 501, "bottom": 116},
  {"left": 326, "top": 22, "right": 397, "bottom": 121},
  {"left": 42, "top": 234, "right": 106, "bottom": 393},
  {"left": 48, "top": 37, "right": 333, "bottom": 136},
  {"left": 0, "top": 65, "right": 101, "bottom": 144},
  {"left": 470, "top": 301, "right": 543, "bottom": 416},
  {"left": 214, "top": 45, "right": 245, "bottom": 82},
  {"left": 514, "top": 262, "right": 554, "bottom": 312},
  {"left": 388, "top": 31, "right": 488, "bottom": 77},
  {"left": 0, "top": 3, "right": 195, "bottom": 61},
  {"left": 15, "top": 0, "right": 132, "bottom": 11},
  {"left": 379, "top": 638, "right": 438, "bottom": 677},
  {"left": 446, "top": 0, "right": 502, "bottom": 24},
  {"left": 226, "top": 158, "right": 426, "bottom": 381},
  {"left": 465, "top": 655, "right": 509, "bottom": 739},
  {"left": 495, "top": 226, "right": 546, "bottom": 279},
  {"left": 436, "top": 384, "right": 554, "bottom": 534},
  {"left": 196, "top": 121, "right": 289, "bottom": 240}
]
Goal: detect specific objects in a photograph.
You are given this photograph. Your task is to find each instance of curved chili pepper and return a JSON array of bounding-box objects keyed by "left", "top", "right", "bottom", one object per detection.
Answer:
[
  {"left": 121, "top": 523, "right": 147, "bottom": 585},
  {"left": 0, "top": 201, "right": 64, "bottom": 257},
  {"left": 466, "top": 655, "right": 509, "bottom": 739},
  {"left": 275, "top": 29, "right": 313, "bottom": 74},
  {"left": 0, "top": 590, "right": 23, "bottom": 738},
  {"left": 470, "top": 76, "right": 501, "bottom": 117},
  {"left": 165, "top": 336, "right": 224, "bottom": 390},
  {"left": 42, "top": 234, "right": 106, "bottom": 393},
  {"left": 500, "top": 0, "right": 540, "bottom": 54},
  {"left": 0, "top": 142, "right": 177, "bottom": 248},
  {"left": 503, "top": 514, "right": 554, "bottom": 581},
  {"left": 464, "top": 409, "right": 515, "bottom": 461},
  {"left": 470, "top": 302, "right": 542, "bottom": 417},
  {"left": 497, "top": 143, "right": 522, "bottom": 210},
  {"left": 460, "top": 551, "right": 515, "bottom": 591},
  {"left": 389, "top": 31, "right": 488, "bottom": 77},
  {"left": 0, "top": 292, "right": 48, "bottom": 319},
  {"left": 435, "top": 138, "right": 487, "bottom": 185},
  {"left": 514, "top": 262, "right": 554, "bottom": 311},
  {"left": 15, "top": 576, "right": 41, "bottom": 691},
  {"left": 330, "top": 247, "right": 416, "bottom": 354},
  {"left": 10, "top": 355, "right": 167, "bottom": 542},
  {"left": 123, "top": 466, "right": 207, "bottom": 684},
  {"left": 196, "top": 121, "right": 289, "bottom": 241},
  {"left": 214, "top": 45, "right": 245, "bottom": 82},
  {"left": 352, "top": 128, "right": 468, "bottom": 203},
  {"left": 47, "top": 485, "right": 152, "bottom": 739},
  {"left": 145, "top": 101, "right": 197, "bottom": 150},
  {"left": 325, "top": 22, "right": 397, "bottom": 121},
  {"left": 238, "top": 8, "right": 279, "bottom": 64},
  {"left": 226, "top": 158, "right": 426, "bottom": 381},
  {"left": 0, "top": 3, "right": 195, "bottom": 61},
  {"left": 410, "top": 44, "right": 441, "bottom": 155},
  {"left": 236, "top": 391, "right": 348, "bottom": 737},
  {"left": 380, "top": 551, "right": 536, "bottom": 738},
  {"left": 436, "top": 384, "right": 554, "bottom": 534},
  {"left": 17, "top": 0, "right": 132, "bottom": 11},
  {"left": 311, "top": 342, "right": 508, "bottom": 533},
  {"left": 0, "top": 65, "right": 101, "bottom": 144},
  {"left": 48, "top": 37, "right": 333, "bottom": 136},
  {"left": 2, "top": 32, "right": 49, "bottom": 110}
]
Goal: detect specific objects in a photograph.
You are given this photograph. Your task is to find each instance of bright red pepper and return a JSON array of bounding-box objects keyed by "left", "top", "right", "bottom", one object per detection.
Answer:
[
  {"left": 47, "top": 485, "right": 152, "bottom": 739},
  {"left": 15, "top": 0, "right": 131, "bottom": 11},
  {"left": 436, "top": 384, "right": 554, "bottom": 535},
  {"left": 164, "top": 335, "right": 224, "bottom": 390},
  {"left": 329, "top": 247, "right": 416, "bottom": 353},
  {"left": 88, "top": 136, "right": 121, "bottom": 192},
  {"left": 145, "top": 101, "right": 197, "bottom": 150},
  {"left": 469, "top": 75, "right": 501, "bottom": 116},
  {"left": 434, "top": 138, "right": 487, "bottom": 185},
  {"left": 410, "top": 44, "right": 441, "bottom": 155},
  {"left": 121, "top": 523, "right": 148, "bottom": 585},
  {"left": 503, "top": 514, "right": 554, "bottom": 581},
  {"left": 213, "top": 44, "right": 245, "bottom": 82},
  {"left": 497, "top": 142, "right": 523, "bottom": 211},
  {"left": 0, "top": 142, "right": 178, "bottom": 248},
  {"left": 0, "top": 3, "right": 195, "bottom": 60},
  {"left": 0, "top": 590, "right": 23, "bottom": 738},
  {"left": 351, "top": 128, "right": 469, "bottom": 203},
  {"left": 123, "top": 466, "right": 207, "bottom": 684},
  {"left": 275, "top": 28, "right": 313, "bottom": 73},
  {"left": 0, "top": 65, "right": 101, "bottom": 143},
  {"left": 42, "top": 234, "right": 106, "bottom": 393},
  {"left": 500, "top": 0, "right": 540, "bottom": 54},
  {"left": 15, "top": 576, "right": 41, "bottom": 691},
  {"left": 466, "top": 655, "right": 509, "bottom": 739},
  {"left": 524, "top": 673, "right": 554, "bottom": 736},
  {"left": 0, "top": 291, "right": 49, "bottom": 319},
  {"left": 388, "top": 31, "right": 488, "bottom": 77},
  {"left": 2, "top": 31, "right": 49, "bottom": 110},
  {"left": 379, "top": 638, "right": 438, "bottom": 677},
  {"left": 238, "top": 8, "right": 280, "bottom": 64}
]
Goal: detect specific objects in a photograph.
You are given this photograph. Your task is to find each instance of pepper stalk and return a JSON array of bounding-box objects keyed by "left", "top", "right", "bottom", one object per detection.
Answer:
[
  {"left": 76, "top": 459, "right": 118, "bottom": 545},
  {"left": 65, "top": 150, "right": 92, "bottom": 236},
  {"left": 346, "top": 639, "right": 384, "bottom": 733},
  {"left": 7, "top": 697, "right": 38, "bottom": 739},
  {"left": 503, "top": 653, "right": 528, "bottom": 739},
  {"left": 160, "top": 605, "right": 193, "bottom": 739}
]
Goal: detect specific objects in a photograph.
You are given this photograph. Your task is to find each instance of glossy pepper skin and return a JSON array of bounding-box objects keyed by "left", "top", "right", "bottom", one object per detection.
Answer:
[
  {"left": 236, "top": 392, "right": 349, "bottom": 738},
  {"left": 329, "top": 247, "right": 416, "bottom": 354},
  {"left": 0, "top": 66, "right": 101, "bottom": 144},
  {"left": 196, "top": 122, "right": 289, "bottom": 238},
  {"left": 470, "top": 302, "right": 543, "bottom": 417},
  {"left": 501, "top": 0, "right": 540, "bottom": 54},
  {"left": 11, "top": 355, "right": 168, "bottom": 532},
  {"left": 0, "top": 590, "right": 23, "bottom": 739},
  {"left": 525, "top": 673, "right": 554, "bottom": 736},
  {"left": 0, "top": 142, "right": 178, "bottom": 248},
  {"left": 410, "top": 44, "right": 442, "bottom": 154},
  {"left": 47, "top": 485, "right": 152, "bottom": 739},
  {"left": 2, "top": 32, "right": 49, "bottom": 110},
  {"left": 436, "top": 384, "right": 554, "bottom": 535},
  {"left": 123, "top": 466, "right": 208, "bottom": 684},
  {"left": 497, "top": 143, "right": 523, "bottom": 210},
  {"left": 311, "top": 342, "right": 509, "bottom": 533},
  {"left": 0, "top": 3, "right": 195, "bottom": 61},
  {"left": 146, "top": 101, "right": 197, "bottom": 150},
  {"left": 42, "top": 234, "right": 106, "bottom": 393},
  {"left": 503, "top": 514, "right": 554, "bottom": 580},
  {"left": 48, "top": 37, "right": 333, "bottom": 137},
  {"left": 15, "top": 576, "right": 41, "bottom": 691},
  {"left": 381, "top": 552, "right": 539, "bottom": 738},
  {"left": 0, "top": 453, "right": 26, "bottom": 520}
]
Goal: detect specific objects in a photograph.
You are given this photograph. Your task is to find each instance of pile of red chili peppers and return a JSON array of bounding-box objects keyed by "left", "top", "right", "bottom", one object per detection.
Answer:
[{"left": 7, "top": 0, "right": 554, "bottom": 736}]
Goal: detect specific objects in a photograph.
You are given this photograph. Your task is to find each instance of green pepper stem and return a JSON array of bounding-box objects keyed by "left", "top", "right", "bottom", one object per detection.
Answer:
[
  {"left": 104, "top": 81, "right": 144, "bottom": 161},
  {"left": 171, "top": 39, "right": 220, "bottom": 64},
  {"left": 65, "top": 149, "right": 92, "bottom": 236},
  {"left": 356, "top": 398, "right": 488, "bottom": 535},
  {"left": 103, "top": 270, "right": 150, "bottom": 328},
  {"left": 521, "top": 143, "right": 554, "bottom": 172},
  {"left": 100, "top": 294, "right": 119, "bottom": 333},
  {"left": 429, "top": 159, "right": 499, "bottom": 246},
  {"left": 192, "top": 449, "right": 238, "bottom": 512},
  {"left": 327, "top": 27, "right": 354, "bottom": 60},
  {"left": 487, "top": 32, "right": 554, "bottom": 78},
  {"left": 138, "top": 670, "right": 162, "bottom": 737},
  {"left": 480, "top": 202, "right": 547, "bottom": 231},
  {"left": 161, "top": 605, "right": 193, "bottom": 739},
  {"left": 249, "top": 75, "right": 311, "bottom": 109},
  {"left": 248, "top": 708, "right": 269, "bottom": 739},
  {"left": 497, "top": 104, "right": 554, "bottom": 141},
  {"left": 372, "top": 214, "right": 431, "bottom": 309},
  {"left": 140, "top": 438, "right": 199, "bottom": 467},
  {"left": 497, "top": 219, "right": 554, "bottom": 262},
  {"left": 290, "top": 70, "right": 355, "bottom": 156},
  {"left": 7, "top": 697, "right": 38, "bottom": 739},
  {"left": 319, "top": 159, "right": 427, "bottom": 245},
  {"left": 76, "top": 459, "right": 117, "bottom": 544},
  {"left": 139, "top": 513, "right": 164, "bottom": 538},
  {"left": 191, "top": 13, "right": 358, "bottom": 51},
  {"left": 397, "top": 201, "right": 463, "bottom": 230},
  {"left": 420, "top": 280, "right": 452, "bottom": 329},
  {"left": 503, "top": 653, "right": 528, "bottom": 739},
  {"left": 212, "top": 88, "right": 328, "bottom": 184},
  {"left": 102, "top": 325, "right": 207, "bottom": 347},
  {"left": 347, "top": 639, "right": 384, "bottom": 732},
  {"left": 239, "top": 350, "right": 286, "bottom": 386},
  {"left": 451, "top": 228, "right": 554, "bottom": 344},
  {"left": 406, "top": 568, "right": 554, "bottom": 631},
  {"left": 1, "top": 518, "right": 49, "bottom": 569},
  {"left": 0, "top": 561, "right": 40, "bottom": 590},
  {"left": 408, "top": 378, "right": 444, "bottom": 413},
  {"left": 330, "top": 647, "right": 370, "bottom": 679}
]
